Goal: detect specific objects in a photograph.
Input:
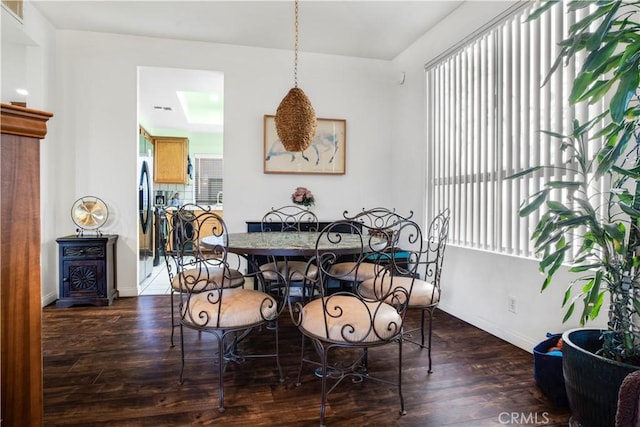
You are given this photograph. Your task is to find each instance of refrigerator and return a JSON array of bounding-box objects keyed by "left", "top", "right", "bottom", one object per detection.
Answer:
[{"left": 138, "top": 133, "right": 154, "bottom": 284}]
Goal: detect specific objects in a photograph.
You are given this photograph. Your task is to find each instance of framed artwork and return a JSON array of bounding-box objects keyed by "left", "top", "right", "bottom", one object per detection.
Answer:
[{"left": 263, "top": 115, "right": 346, "bottom": 174}]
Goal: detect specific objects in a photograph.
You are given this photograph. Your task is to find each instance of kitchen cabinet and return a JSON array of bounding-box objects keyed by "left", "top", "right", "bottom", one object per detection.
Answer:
[
  {"left": 163, "top": 209, "right": 223, "bottom": 252},
  {"left": 56, "top": 235, "right": 119, "bottom": 308},
  {"left": 1, "top": 103, "right": 53, "bottom": 427},
  {"left": 154, "top": 136, "right": 188, "bottom": 184}
]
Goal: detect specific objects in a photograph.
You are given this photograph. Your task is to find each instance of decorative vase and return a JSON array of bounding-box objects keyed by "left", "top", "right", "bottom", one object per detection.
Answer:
[{"left": 562, "top": 328, "right": 640, "bottom": 427}]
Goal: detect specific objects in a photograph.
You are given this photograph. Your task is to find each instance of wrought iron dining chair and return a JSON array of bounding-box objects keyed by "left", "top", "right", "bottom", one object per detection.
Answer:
[
  {"left": 174, "top": 203, "right": 285, "bottom": 412},
  {"left": 325, "top": 207, "right": 414, "bottom": 293},
  {"left": 259, "top": 205, "right": 320, "bottom": 299},
  {"left": 290, "top": 212, "right": 423, "bottom": 425},
  {"left": 162, "top": 206, "right": 246, "bottom": 347},
  {"left": 358, "top": 208, "right": 450, "bottom": 373}
]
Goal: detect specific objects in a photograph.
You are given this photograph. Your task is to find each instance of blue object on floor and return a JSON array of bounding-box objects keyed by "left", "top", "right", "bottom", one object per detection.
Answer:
[{"left": 533, "top": 333, "right": 569, "bottom": 408}]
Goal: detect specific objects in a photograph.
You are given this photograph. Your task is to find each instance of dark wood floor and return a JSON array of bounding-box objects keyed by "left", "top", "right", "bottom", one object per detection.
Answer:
[{"left": 42, "top": 296, "right": 570, "bottom": 426}]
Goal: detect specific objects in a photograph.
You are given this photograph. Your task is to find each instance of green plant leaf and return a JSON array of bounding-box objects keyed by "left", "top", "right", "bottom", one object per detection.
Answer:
[
  {"left": 586, "top": 1, "right": 621, "bottom": 51},
  {"left": 562, "top": 285, "right": 572, "bottom": 306},
  {"left": 620, "top": 203, "right": 640, "bottom": 219},
  {"left": 576, "top": 79, "right": 616, "bottom": 105},
  {"left": 556, "top": 215, "right": 593, "bottom": 228},
  {"left": 520, "top": 190, "right": 549, "bottom": 217},
  {"left": 542, "top": 274, "right": 553, "bottom": 292},
  {"left": 583, "top": 40, "right": 618, "bottom": 72},
  {"left": 548, "top": 245, "right": 568, "bottom": 277},
  {"left": 540, "top": 129, "right": 567, "bottom": 139},
  {"left": 540, "top": 250, "right": 564, "bottom": 273},
  {"left": 569, "top": 263, "right": 602, "bottom": 272},
  {"left": 603, "top": 222, "right": 626, "bottom": 241},
  {"left": 527, "top": 0, "right": 561, "bottom": 21},
  {"left": 612, "top": 164, "right": 640, "bottom": 178},
  {"left": 619, "top": 42, "right": 640, "bottom": 71},
  {"left": 545, "top": 180, "right": 582, "bottom": 190},
  {"left": 570, "top": 71, "right": 596, "bottom": 103},
  {"left": 547, "top": 200, "right": 571, "bottom": 213},
  {"left": 588, "top": 292, "right": 604, "bottom": 320},
  {"left": 506, "top": 166, "right": 542, "bottom": 180},
  {"left": 597, "top": 124, "right": 633, "bottom": 175},
  {"left": 534, "top": 230, "right": 565, "bottom": 251},
  {"left": 610, "top": 70, "right": 639, "bottom": 123},
  {"left": 563, "top": 302, "right": 576, "bottom": 323}
]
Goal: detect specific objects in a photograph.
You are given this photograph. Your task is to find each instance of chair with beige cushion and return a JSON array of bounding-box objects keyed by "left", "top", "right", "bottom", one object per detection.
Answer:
[
  {"left": 162, "top": 206, "right": 246, "bottom": 347},
  {"left": 174, "top": 204, "right": 285, "bottom": 412},
  {"left": 259, "top": 205, "right": 320, "bottom": 299},
  {"left": 358, "top": 208, "right": 450, "bottom": 373},
  {"left": 325, "top": 207, "right": 414, "bottom": 292},
  {"left": 290, "top": 211, "right": 423, "bottom": 425}
]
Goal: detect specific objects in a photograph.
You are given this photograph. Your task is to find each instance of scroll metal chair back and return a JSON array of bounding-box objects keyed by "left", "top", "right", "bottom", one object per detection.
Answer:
[
  {"left": 261, "top": 205, "right": 319, "bottom": 232},
  {"left": 325, "top": 207, "right": 414, "bottom": 293},
  {"left": 174, "top": 204, "right": 284, "bottom": 412},
  {"left": 290, "top": 212, "right": 423, "bottom": 425},
  {"left": 161, "top": 206, "right": 194, "bottom": 347},
  {"left": 359, "top": 207, "right": 450, "bottom": 373},
  {"left": 259, "top": 205, "right": 320, "bottom": 299},
  {"left": 163, "top": 205, "right": 246, "bottom": 346}
]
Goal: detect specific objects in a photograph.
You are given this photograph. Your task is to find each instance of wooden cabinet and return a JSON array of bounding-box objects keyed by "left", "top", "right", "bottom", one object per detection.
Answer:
[
  {"left": 56, "top": 235, "right": 119, "bottom": 308},
  {"left": 154, "top": 136, "right": 188, "bottom": 184},
  {"left": 1, "top": 103, "right": 53, "bottom": 427},
  {"left": 163, "top": 209, "right": 223, "bottom": 251}
]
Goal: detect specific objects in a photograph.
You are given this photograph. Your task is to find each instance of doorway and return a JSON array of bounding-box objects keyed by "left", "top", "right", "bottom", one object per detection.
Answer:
[{"left": 137, "top": 66, "right": 224, "bottom": 295}]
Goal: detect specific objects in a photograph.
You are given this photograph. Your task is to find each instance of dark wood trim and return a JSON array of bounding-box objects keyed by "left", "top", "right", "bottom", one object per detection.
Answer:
[
  {"left": 1, "top": 103, "right": 53, "bottom": 139},
  {"left": 1, "top": 102, "right": 52, "bottom": 426}
]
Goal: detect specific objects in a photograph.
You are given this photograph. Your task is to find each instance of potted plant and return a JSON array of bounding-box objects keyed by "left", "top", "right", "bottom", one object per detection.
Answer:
[{"left": 514, "top": 1, "right": 640, "bottom": 425}]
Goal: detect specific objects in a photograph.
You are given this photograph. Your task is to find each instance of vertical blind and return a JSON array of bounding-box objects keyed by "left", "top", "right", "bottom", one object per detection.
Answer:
[
  {"left": 426, "top": 1, "right": 606, "bottom": 259},
  {"left": 195, "top": 155, "right": 223, "bottom": 205}
]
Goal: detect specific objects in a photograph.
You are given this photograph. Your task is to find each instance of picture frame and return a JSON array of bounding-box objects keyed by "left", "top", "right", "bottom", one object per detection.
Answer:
[{"left": 263, "top": 115, "right": 346, "bottom": 175}]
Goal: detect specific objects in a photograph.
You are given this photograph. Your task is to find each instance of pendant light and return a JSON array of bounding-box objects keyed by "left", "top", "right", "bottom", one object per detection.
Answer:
[{"left": 275, "top": 0, "right": 317, "bottom": 152}]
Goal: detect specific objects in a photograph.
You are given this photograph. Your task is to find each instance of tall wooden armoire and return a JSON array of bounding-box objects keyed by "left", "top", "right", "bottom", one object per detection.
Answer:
[{"left": 1, "top": 103, "right": 53, "bottom": 426}]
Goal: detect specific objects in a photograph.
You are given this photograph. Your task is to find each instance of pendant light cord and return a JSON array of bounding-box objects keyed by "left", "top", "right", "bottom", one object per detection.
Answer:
[{"left": 294, "top": 0, "right": 299, "bottom": 88}]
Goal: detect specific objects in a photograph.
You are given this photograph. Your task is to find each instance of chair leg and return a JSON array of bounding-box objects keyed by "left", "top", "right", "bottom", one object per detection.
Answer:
[
  {"left": 296, "top": 334, "right": 307, "bottom": 386},
  {"left": 216, "top": 332, "right": 226, "bottom": 412},
  {"left": 178, "top": 324, "right": 185, "bottom": 384},
  {"left": 319, "top": 343, "right": 330, "bottom": 427},
  {"left": 427, "top": 308, "right": 434, "bottom": 374},
  {"left": 420, "top": 308, "right": 426, "bottom": 347},
  {"left": 170, "top": 290, "right": 176, "bottom": 347},
  {"left": 398, "top": 339, "right": 406, "bottom": 416},
  {"left": 273, "top": 320, "right": 284, "bottom": 383}
]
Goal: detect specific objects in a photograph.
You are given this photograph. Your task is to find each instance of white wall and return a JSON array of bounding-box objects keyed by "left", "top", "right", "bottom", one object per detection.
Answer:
[
  {"left": 50, "top": 30, "right": 395, "bottom": 300},
  {"left": 3, "top": 1, "right": 608, "bottom": 353},
  {"left": 2, "top": 2, "right": 58, "bottom": 306},
  {"left": 390, "top": 1, "right": 607, "bottom": 351}
]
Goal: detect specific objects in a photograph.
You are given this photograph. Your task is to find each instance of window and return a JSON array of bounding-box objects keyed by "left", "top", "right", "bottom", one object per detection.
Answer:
[
  {"left": 426, "top": 1, "right": 606, "bottom": 259},
  {"left": 194, "top": 154, "right": 223, "bottom": 205}
]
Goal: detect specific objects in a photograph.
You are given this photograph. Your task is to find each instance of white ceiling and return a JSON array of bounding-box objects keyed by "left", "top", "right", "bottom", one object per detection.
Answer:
[{"left": 30, "top": 0, "right": 464, "bottom": 133}]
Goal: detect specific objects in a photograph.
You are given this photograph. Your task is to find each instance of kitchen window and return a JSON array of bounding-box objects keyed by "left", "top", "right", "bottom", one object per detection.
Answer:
[{"left": 194, "top": 154, "right": 223, "bottom": 205}]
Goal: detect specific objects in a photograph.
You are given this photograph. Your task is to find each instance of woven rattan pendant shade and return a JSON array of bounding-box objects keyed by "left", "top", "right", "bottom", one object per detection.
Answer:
[
  {"left": 275, "top": 0, "right": 317, "bottom": 152},
  {"left": 276, "top": 88, "right": 316, "bottom": 152}
]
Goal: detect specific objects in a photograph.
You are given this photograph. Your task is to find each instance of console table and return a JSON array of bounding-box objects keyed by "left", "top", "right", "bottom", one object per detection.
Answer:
[{"left": 56, "top": 234, "right": 119, "bottom": 307}]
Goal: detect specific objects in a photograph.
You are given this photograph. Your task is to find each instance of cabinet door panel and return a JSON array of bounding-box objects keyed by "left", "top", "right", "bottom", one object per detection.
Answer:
[
  {"left": 63, "top": 260, "right": 105, "bottom": 297},
  {"left": 154, "top": 137, "right": 188, "bottom": 183}
]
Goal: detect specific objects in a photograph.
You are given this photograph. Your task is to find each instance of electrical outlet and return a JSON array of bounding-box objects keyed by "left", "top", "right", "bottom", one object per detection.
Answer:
[{"left": 508, "top": 296, "right": 517, "bottom": 314}]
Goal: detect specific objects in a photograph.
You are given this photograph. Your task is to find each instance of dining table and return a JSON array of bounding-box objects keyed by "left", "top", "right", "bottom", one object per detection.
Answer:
[
  {"left": 226, "top": 231, "right": 376, "bottom": 256},
  {"left": 201, "top": 231, "right": 385, "bottom": 295}
]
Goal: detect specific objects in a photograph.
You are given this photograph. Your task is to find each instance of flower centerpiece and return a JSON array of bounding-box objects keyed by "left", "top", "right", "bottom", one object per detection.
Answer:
[{"left": 291, "top": 187, "right": 315, "bottom": 207}]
